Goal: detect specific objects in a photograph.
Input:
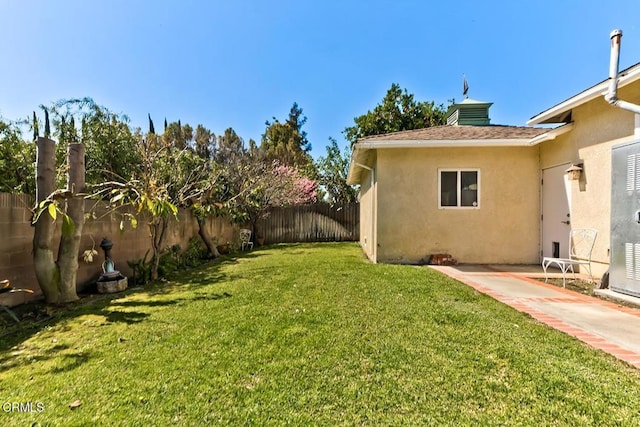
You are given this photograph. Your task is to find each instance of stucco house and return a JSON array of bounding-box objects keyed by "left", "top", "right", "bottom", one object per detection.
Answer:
[{"left": 347, "top": 62, "right": 640, "bottom": 279}]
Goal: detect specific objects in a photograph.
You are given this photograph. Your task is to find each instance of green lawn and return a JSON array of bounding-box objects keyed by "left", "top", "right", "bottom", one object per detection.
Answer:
[{"left": 2, "top": 243, "right": 640, "bottom": 426}]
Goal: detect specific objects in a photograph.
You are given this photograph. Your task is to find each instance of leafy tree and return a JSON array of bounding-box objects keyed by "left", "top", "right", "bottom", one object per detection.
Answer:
[
  {"left": 261, "top": 102, "right": 314, "bottom": 172},
  {"left": 247, "top": 138, "right": 259, "bottom": 156},
  {"left": 343, "top": 83, "right": 448, "bottom": 146},
  {"left": 99, "top": 122, "right": 229, "bottom": 275},
  {"left": 316, "top": 137, "right": 358, "bottom": 204},
  {"left": 218, "top": 127, "right": 244, "bottom": 154},
  {"left": 194, "top": 124, "right": 216, "bottom": 159},
  {"left": 215, "top": 127, "right": 246, "bottom": 177},
  {"left": 95, "top": 130, "right": 178, "bottom": 281},
  {"left": 285, "top": 102, "right": 311, "bottom": 153},
  {"left": 163, "top": 120, "right": 193, "bottom": 150},
  {"left": 224, "top": 150, "right": 318, "bottom": 240},
  {"left": 0, "top": 118, "right": 35, "bottom": 194},
  {"left": 46, "top": 98, "right": 141, "bottom": 186}
]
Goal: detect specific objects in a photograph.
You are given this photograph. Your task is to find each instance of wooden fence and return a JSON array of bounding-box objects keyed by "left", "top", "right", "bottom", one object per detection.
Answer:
[{"left": 258, "top": 203, "right": 359, "bottom": 244}]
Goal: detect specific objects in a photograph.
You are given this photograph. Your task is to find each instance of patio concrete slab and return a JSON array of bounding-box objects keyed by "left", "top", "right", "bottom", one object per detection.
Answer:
[
  {"left": 526, "top": 301, "right": 640, "bottom": 354},
  {"left": 430, "top": 264, "right": 640, "bottom": 368},
  {"left": 459, "top": 275, "right": 565, "bottom": 299}
]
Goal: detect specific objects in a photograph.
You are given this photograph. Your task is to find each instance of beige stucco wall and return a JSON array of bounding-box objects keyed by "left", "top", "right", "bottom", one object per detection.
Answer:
[
  {"left": 374, "top": 146, "right": 540, "bottom": 264},
  {"left": 539, "top": 83, "right": 640, "bottom": 277},
  {"left": 358, "top": 156, "right": 377, "bottom": 262}
]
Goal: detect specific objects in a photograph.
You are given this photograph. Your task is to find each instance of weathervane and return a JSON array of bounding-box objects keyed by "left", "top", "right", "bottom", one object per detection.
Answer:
[{"left": 463, "top": 74, "right": 469, "bottom": 99}]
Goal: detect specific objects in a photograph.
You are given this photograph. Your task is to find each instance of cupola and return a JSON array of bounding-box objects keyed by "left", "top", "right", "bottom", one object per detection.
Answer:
[{"left": 446, "top": 97, "right": 492, "bottom": 126}]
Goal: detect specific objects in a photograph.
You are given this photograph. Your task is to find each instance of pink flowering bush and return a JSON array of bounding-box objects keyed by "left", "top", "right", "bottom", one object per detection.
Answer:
[{"left": 270, "top": 162, "right": 317, "bottom": 206}]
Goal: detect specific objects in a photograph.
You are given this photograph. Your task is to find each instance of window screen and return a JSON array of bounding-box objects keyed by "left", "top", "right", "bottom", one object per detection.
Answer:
[
  {"left": 439, "top": 169, "right": 479, "bottom": 208},
  {"left": 440, "top": 171, "right": 458, "bottom": 207}
]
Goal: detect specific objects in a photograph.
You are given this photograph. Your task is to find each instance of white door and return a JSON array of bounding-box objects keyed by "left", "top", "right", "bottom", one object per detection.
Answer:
[{"left": 542, "top": 164, "right": 572, "bottom": 259}]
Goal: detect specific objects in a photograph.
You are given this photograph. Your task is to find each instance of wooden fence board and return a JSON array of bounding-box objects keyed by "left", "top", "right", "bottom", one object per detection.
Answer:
[{"left": 257, "top": 203, "right": 359, "bottom": 244}]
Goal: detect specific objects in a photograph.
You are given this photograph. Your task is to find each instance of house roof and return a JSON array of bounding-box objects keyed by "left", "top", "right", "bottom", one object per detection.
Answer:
[
  {"left": 358, "top": 124, "right": 547, "bottom": 142},
  {"left": 528, "top": 61, "right": 640, "bottom": 125},
  {"left": 347, "top": 124, "right": 553, "bottom": 185}
]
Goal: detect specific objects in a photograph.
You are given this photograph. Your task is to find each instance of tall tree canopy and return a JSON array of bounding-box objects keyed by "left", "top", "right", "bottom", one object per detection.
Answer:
[
  {"left": 194, "top": 124, "right": 216, "bottom": 159},
  {"left": 343, "top": 83, "right": 449, "bottom": 146},
  {"left": 316, "top": 137, "right": 358, "bottom": 205},
  {"left": 261, "top": 102, "right": 314, "bottom": 171},
  {"left": 46, "top": 98, "right": 141, "bottom": 185},
  {"left": 163, "top": 120, "right": 193, "bottom": 150},
  {"left": 0, "top": 118, "right": 35, "bottom": 194}
]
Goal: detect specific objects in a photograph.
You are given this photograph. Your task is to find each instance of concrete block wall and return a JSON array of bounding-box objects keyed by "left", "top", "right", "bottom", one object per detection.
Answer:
[
  {"left": 0, "top": 193, "right": 38, "bottom": 307},
  {"left": 0, "top": 193, "right": 239, "bottom": 306}
]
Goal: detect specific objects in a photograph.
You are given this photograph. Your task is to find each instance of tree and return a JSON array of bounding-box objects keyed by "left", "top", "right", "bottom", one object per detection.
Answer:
[
  {"left": 46, "top": 98, "right": 141, "bottom": 187},
  {"left": 285, "top": 102, "right": 311, "bottom": 153},
  {"left": 169, "top": 144, "right": 225, "bottom": 259},
  {"left": 148, "top": 114, "right": 155, "bottom": 134},
  {"left": 32, "top": 111, "right": 86, "bottom": 304},
  {"left": 224, "top": 153, "right": 317, "bottom": 239},
  {"left": 163, "top": 120, "right": 193, "bottom": 150},
  {"left": 343, "top": 83, "right": 448, "bottom": 146},
  {"left": 96, "top": 130, "right": 178, "bottom": 281},
  {"left": 316, "top": 137, "right": 358, "bottom": 204},
  {"left": 194, "top": 124, "right": 216, "bottom": 159},
  {"left": 99, "top": 122, "right": 228, "bottom": 276},
  {"left": 261, "top": 102, "right": 315, "bottom": 173},
  {"left": 0, "top": 118, "right": 35, "bottom": 194},
  {"left": 217, "top": 127, "right": 245, "bottom": 159}
]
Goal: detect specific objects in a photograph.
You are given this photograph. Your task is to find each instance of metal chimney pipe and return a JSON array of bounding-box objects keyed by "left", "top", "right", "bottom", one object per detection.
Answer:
[
  {"left": 606, "top": 29, "right": 623, "bottom": 103},
  {"left": 605, "top": 29, "right": 640, "bottom": 115}
]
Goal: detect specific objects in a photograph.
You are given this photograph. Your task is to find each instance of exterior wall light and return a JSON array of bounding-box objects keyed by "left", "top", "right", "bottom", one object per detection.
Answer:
[{"left": 565, "top": 164, "right": 583, "bottom": 181}]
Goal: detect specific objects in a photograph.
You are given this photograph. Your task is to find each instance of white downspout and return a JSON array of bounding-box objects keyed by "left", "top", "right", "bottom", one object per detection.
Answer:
[
  {"left": 605, "top": 29, "right": 640, "bottom": 136},
  {"left": 355, "top": 162, "right": 375, "bottom": 259}
]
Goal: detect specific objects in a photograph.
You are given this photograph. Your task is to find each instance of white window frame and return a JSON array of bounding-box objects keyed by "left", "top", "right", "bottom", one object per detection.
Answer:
[{"left": 438, "top": 168, "right": 481, "bottom": 209}]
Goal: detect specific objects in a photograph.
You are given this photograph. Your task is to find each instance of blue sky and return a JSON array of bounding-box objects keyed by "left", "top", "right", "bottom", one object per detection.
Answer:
[{"left": 1, "top": 1, "right": 640, "bottom": 160}]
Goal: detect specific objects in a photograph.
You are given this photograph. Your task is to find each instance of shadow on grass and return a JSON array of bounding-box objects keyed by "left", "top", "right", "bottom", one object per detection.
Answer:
[
  {"left": 0, "top": 343, "right": 72, "bottom": 370},
  {"left": 0, "top": 253, "right": 244, "bottom": 373},
  {"left": 105, "top": 310, "right": 150, "bottom": 324},
  {"left": 50, "top": 351, "right": 92, "bottom": 374}
]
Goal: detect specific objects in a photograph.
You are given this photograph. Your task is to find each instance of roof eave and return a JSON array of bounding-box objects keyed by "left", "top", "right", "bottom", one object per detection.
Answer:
[
  {"left": 527, "top": 63, "right": 640, "bottom": 126},
  {"left": 527, "top": 123, "right": 575, "bottom": 145},
  {"left": 346, "top": 145, "right": 373, "bottom": 185},
  {"left": 356, "top": 139, "right": 537, "bottom": 149}
]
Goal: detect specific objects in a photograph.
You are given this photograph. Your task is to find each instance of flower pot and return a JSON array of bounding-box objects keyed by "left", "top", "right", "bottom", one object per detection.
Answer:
[{"left": 216, "top": 244, "right": 229, "bottom": 254}]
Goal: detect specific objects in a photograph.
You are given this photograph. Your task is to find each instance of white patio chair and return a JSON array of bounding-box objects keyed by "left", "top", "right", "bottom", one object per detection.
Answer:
[
  {"left": 240, "top": 229, "right": 254, "bottom": 251},
  {"left": 542, "top": 228, "right": 597, "bottom": 287}
]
